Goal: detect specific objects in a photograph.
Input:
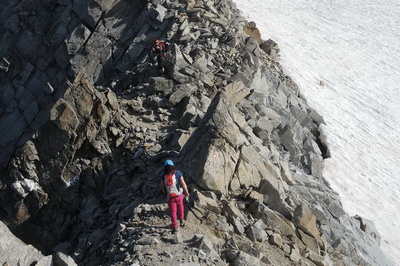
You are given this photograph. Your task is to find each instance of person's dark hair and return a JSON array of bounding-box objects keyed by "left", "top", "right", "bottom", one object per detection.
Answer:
[{"left": 164, "top": 165, "right": 175, "bottom": 175}]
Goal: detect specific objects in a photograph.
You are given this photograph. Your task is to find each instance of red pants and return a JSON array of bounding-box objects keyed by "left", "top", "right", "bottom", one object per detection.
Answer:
[{"left": 167, "top": 194, "right": 185, "bottom": 229}]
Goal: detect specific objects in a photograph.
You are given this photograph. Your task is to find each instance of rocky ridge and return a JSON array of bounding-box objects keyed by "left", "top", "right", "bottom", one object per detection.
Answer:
[{"left": 0, "top": 0, "right": 392, "bottom": 265}]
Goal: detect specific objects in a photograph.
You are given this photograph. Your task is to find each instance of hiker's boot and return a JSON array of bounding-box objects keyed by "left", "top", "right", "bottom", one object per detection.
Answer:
[{"left": 180, "top": 220, "right": 186, "bottom": 227}]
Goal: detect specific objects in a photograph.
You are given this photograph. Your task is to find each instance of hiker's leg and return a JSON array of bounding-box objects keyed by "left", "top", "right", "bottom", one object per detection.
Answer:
[
  {"left": 168, "top": 198, "right": 178, "bottom": 229},
  {"left": 157, "top": 55, "right": 165, "bottom": 73},
  {"left": 177, "top": 194, "right": 185, "bottom": 221}
]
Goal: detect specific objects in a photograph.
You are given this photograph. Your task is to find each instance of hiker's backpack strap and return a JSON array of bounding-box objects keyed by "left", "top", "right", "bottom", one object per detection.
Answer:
[
  {"left": 175, "top": 170, "right": 182, "bottom": 179},
  {"left": 175, "top": 170, "right": 182, "bottom": 189}
]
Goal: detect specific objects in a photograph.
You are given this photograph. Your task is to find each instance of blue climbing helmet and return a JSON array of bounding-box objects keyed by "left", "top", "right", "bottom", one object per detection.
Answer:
[{"left": 164, "top": 160, "right": 174, "bottom": 166}]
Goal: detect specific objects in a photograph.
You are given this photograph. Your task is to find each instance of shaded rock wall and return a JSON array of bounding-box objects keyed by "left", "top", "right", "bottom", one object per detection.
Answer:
[{"left": 0, "top": 0, "right": 168, "bottom": 170}]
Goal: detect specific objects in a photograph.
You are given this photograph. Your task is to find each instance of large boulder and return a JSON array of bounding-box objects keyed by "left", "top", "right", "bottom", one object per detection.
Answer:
[
  {"left": 249, "top": 201, "right": 296, "bottom": 238},
  {"left": 53, "top": 252, "right": 78, "bottom": 266},
  {"left": 260, "top": 39, "right": 280, "bottom": 58},
  {"left": 0, "top": 221, "right": 44, "bottom": 265},
  {"left": 224, "top": 80, "right": 251, "bottom": 105},
  {"left": 181, "top": 92, "right": 246, "bottom": 194},
  {"left": 293, "top": 204, "right": 325, "bottom": 249},
  {"left": 192, "top": 235, "right": 220, "bottom": 261},
  {"left": 192, "top": 190, "right": 221, "bottom": 214},
  {"left": 245, "top": 219, "right": 268, "bottom": 242},
  {"left": 243, "top": 21, "right": 262, "bottom": 44}
]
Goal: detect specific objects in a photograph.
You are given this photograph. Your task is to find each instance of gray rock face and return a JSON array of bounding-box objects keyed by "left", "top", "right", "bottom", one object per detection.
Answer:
[
  {"left": 232, "top": 251, "right": 264, "bottom": 266},
  {"left": 53, "top": 252, "right": 78, "bottom": 266},
  {"left": 0, "top": 222, "right": 76, "bottom": 266},
  {"left": 245, "top": 219, "right": 268, "bottom": 242},
  {"left": 192, "top": 190, "right": 221, "bottom": 214},
  {"left": 192, "top": 235, "right": 220, "bottom": 260},
  {"left": 0, "top": 221, "right": 44, "bottom": 265},
  {"left": 293, "top": 204, "right": 324, "bottom": 248},
  {"left": 0, "top": 0, "right": 392, "bottom": 266},
  {"left": 0, "top": 0, "right": 169, "bottom": 169}
]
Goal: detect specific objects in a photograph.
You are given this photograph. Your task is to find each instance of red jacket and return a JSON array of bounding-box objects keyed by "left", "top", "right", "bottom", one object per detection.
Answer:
[{"left": 153, "top": 42, "right": 166, "bottom": 56}]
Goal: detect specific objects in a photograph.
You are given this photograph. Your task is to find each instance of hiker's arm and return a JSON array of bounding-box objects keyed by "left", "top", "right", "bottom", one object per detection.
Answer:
[{"left": 180, "top": 177, "right": 189, "bottom": 197}]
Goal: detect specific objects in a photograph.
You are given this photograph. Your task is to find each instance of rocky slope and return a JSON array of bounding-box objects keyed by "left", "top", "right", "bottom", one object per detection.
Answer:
[{"left": 0, "top": 0, "right": 392, "bottom": 265}]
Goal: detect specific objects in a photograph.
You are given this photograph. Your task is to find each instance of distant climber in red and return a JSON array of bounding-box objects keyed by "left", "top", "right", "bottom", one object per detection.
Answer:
[{"left": 152, "top": 39, "right": 167, "bottom": 73}]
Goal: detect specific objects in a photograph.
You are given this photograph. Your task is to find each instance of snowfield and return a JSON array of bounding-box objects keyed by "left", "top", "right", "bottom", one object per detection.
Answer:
[{"left": 234, "top": 0, "right": 400, "bottom": 265}]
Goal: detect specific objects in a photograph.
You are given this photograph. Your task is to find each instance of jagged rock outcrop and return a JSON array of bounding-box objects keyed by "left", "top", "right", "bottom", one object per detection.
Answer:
[
  {"left": 0, "top": 221, "right": 76, "bottom": 266},
  {"left": 0, "top": 0, "right": 393, "bottom": 266}
]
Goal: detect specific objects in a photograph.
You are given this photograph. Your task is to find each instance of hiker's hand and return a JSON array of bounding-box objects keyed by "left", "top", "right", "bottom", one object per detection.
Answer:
[{"left": 184, "top": 191, "right": 189, "bottom": 197}]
